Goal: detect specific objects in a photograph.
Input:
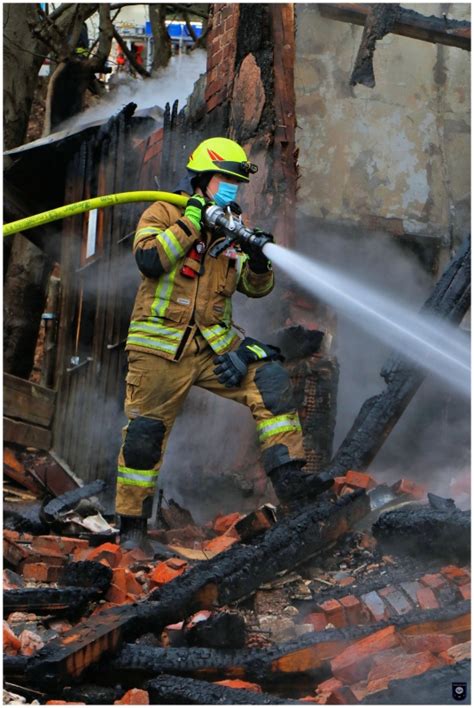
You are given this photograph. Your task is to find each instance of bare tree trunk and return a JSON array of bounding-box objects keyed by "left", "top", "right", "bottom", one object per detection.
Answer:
[
  {"left": 4, "top": 235, "right": 53, "bottom": 379},
  {"left": 149, "top": 4, "right": 171, "bottom": 72},
  {"left": 3, "top": 3, "right": 45, "bottom": 149}
]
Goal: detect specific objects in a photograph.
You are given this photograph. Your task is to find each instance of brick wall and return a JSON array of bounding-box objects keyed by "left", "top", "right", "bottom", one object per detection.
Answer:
[{"left": 205, "top": 4, "right": 240, "bottom": 112}]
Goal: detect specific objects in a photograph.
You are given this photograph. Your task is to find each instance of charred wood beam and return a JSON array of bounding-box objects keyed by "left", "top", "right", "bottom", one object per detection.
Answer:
[
  {"left": 3, "top": 656, "right": 29, "bottom": 679},
  {"left": 25, "top": 491, "right": 369, "bottom": 689},
  {"left": 111, "top": 601, "right": 470, "bottom": 682},
  {"left": 350, "top": 4, "right": 400, "bottom": 87},
  {"left": 4, "top": 562, "right": 112, "bottom": 616},
  {"left": 321, "top": 238, "right": 470, "bottom": 479},
  {"left": 318, "top": 4, "right": 470, "bottom": 51},
  {"left": 146, "top": 674, "right": 301, "bottom": 704},
  {"left": 3, "top": 587, "right": 102, "bottom": 617},
  {"left": 42, "top": 479, "right": 106, "bottom": 522},
  {"left": 373, "top": 503, "right": 470, "bottom": 563}
]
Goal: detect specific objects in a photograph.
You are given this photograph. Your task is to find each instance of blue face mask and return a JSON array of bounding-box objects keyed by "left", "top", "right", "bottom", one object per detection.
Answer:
[{"left": 213, "top": 181, "right": 239, "bottom": 207}]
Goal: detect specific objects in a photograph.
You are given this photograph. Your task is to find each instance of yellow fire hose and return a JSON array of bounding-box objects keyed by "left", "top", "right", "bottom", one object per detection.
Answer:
[{"left": 3, "top": 191, "right": 189, "bottom": 237}]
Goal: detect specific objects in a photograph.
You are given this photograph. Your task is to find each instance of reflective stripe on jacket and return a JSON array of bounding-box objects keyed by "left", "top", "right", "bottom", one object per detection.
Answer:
[{"left": 125, "top": 200, "right": 274, "bottom": 361}]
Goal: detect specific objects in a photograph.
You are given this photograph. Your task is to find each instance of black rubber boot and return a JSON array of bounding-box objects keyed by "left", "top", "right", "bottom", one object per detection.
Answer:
[
  {"left": 119, "top": 515, "right": 154, "bottom": 556},
  {"left": 269, "top": 462, "right": 334, "bottom": 504}
]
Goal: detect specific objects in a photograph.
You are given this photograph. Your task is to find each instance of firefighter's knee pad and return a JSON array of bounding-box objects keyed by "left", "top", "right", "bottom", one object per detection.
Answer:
[
  {"left": 123, "top": 416, "right": 166, "bottom": 469},
  {"left": 254, "top": 361, "right": 297, "bottom": 414}
]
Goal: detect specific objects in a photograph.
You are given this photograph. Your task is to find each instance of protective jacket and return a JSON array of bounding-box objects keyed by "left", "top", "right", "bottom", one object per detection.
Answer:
[{"left": 125, "top": 200, "right": 274, "bottom": 361}]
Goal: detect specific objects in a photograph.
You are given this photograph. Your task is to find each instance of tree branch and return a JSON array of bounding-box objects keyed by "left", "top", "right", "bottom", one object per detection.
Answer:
[
  {"left": 165, "top": 3, "right": 209, "bottom": 20},
  {"left": 113, "top": 27, "right": 151, "bottom": 77}
]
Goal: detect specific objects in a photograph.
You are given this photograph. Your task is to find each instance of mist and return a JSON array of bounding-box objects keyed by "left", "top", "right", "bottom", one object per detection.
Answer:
[
  {"left": 56, "top": 50, "right": 207, "bottom": 134},
  {"left": 291, "top": 216, "right": 470, "bottom": 505}
]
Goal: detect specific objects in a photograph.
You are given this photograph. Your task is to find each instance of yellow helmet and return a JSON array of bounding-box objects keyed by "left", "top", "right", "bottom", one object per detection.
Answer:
[{"left": 187, "top": 137, "right": 258, "bottom": 183}]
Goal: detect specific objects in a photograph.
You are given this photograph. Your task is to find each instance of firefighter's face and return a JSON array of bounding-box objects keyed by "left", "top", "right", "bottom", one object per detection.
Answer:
[{"left": 207, "top": 173, "right": 240, "bottom": 194}]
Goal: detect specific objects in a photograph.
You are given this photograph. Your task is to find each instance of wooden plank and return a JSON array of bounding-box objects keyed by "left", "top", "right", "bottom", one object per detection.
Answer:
[
  {"left": 4, "top": 373, "right": 56, "bottom": 428},
  {"left": 318, "top": 4, "right": 470, "bottom": 51},
  {"left": 4, "top": 417, "right": 52, "bottom": 450}
]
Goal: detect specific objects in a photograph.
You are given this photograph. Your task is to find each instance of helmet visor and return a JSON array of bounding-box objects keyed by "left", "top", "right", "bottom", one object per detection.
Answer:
[{"left": 212, "top": 160, "right": 258, "bottom": 180}]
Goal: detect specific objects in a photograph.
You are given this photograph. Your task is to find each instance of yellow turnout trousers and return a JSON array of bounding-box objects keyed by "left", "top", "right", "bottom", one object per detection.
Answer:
[{"left": 115, "top": 334, "right": 305, "bottom": 516}]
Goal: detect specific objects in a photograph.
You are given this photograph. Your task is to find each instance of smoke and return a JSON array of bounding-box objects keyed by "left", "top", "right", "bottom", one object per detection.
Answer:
[
  {"left": 56, "top": 50, "right": 207, "bottom": 134},
  {"left": 291, "top": 215, "right": 471, "bottom": 501}
]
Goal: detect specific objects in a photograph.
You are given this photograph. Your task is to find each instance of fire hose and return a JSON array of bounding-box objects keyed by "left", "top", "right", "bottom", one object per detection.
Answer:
[{"left": 2, "top": 191, "right": 273, "bottom": 256}]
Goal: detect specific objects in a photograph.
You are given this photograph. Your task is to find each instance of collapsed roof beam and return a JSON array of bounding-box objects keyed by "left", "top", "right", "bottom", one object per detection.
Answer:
[{"left": 318, "top": 3, "right": 470, "bottom": 51}]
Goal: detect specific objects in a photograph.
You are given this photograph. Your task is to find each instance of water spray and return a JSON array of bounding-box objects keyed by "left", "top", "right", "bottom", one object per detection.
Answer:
[{"left": 202, "top": 206, "right": 470, "bottom": 398}]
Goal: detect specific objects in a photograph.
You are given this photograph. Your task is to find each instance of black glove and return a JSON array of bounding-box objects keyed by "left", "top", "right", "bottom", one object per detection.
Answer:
[
  {"left": 240, "top": 228, "right": 274, "bottom": 273},
  {"left": 213, "top": 337, "right": 282, "bottom": 388}
]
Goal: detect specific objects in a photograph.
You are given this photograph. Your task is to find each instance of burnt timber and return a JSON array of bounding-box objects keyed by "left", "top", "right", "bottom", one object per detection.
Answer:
[
  {"left": 319, "top": 3, "right": 471, "bottom": 51},
  {"left": 111, "top": 601, "right": 470, "bottom": 682},
  {"left": 146, "top": 674, "right": 301, "bottom": 704},
  {"left": 25, "top": 491, "right": 370, "bottom": 689}
]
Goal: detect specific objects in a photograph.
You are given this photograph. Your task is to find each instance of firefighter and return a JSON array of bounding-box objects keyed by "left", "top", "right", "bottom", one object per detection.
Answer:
[{"left": 116, "top": 137, "right": 333, "bottom": 549}]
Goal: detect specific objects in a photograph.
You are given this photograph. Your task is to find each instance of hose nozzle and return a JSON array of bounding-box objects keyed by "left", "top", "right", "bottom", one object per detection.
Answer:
[{"left": 204, "top": 205, "right": 273, "bottom": 257}]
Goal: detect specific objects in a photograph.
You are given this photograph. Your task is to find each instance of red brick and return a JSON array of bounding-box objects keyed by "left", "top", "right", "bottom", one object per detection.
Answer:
[
  {"left": 124, "top": 569, "right": 144, "bottom": 597},
  {"left": 329, "top": 686, "right": 358, "bottom": 704},
  {"left": 331, "top": 625, "right": 399, "bottom": 683},
  {"left": 213, "top": 511, "right": 242, "bottom": 535},
  {"left": 3, "top": 530, "right": 20, "bottom": 541},
  {"left": 120, "top": 547, "right": 150, "bottom": 566},
  {"left": 401, "top": 633, "right": 455, "bottom": 655},
  {"left": 3, "top": 569, "right": 24, "bottom": 590},
  {"left": 440, "top": 565, "right": 470, "bottom": 586},
  {"left": 22, "top": 562, "right": 61, "bottom": 583},
  {"left": 339, "top": 594, "right": 368, "bottom": 625},
  {"left": 3, "top": 537, "right": 31, "bottom": 566},
  {"left": 345, "top": 470, "right": 376, "bottom": 490},
  {"left": 3, "top": 621, "right": 21, "bottom": 654},
  {"left": 367, "top": 651, "right": 439, "bottom": 693},
  {"left": 87, "top": 543, "right": 122, "bottom": 568},
  {"left": 419, "top": 573, "right": 446, "bottom": 591},
  {"left": 307, "top": 613, "right": 327, "bottom": 632},
  {"left": 360, "top": 591, "right": 390, "bottom": 622},
  {"left": 458, "top": 583, "right": 470, "bottom": 600},
  {"left": 31, "top": 535, "right": 88, "bottom": 555},
  {"left": 114, "top": 688, "right": 149, "bottom": 704},
  {"left": 319, "top": 599, "right": 346, "bottom": 628},
  {"left": 379, "top": 586, "right": 413, "bottom": 616},
  {"left": 165, "top": 558, "right": 188, "bottom": 571},
  {"left": 400, "top": 580, "right": 424, "bottom": 605},
  {"left": 215, "top": 679, "right": 262, "bottom": 692},
  {"left": 333, "top": 476, "right": 348, "bottom": 494},
  {"left": 201, "top": 535, "right": 237, "bottom": 555},
  {"left": 105, "top": 583, "right": 129, "bottom": 605},
  {"left": 439, "top": 640, "right": 471, "bottom": 665},
  {"left": 184, "top": 610, "right": 212, "bottom": 630},
  {"left": 149, "top": 560, "right": 187, "bottom": 587},
  {"left": 416, "top": 587, "right": 439, "bottom": 610},
  {"left": 338, "top": 576, "right": 356, "bottom": 588},
  {"left": 317, "top": 678, "right": 343, "bottom": 693},
  {"left": 391, "top": 479, "right": 426, "bottom": 499},
  {"left": 19, "top": 629, "right": 44, "bottom": 656}
]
